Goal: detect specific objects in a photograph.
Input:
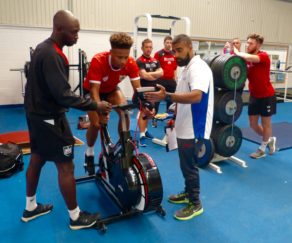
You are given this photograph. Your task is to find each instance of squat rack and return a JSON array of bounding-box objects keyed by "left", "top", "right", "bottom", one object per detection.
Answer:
[{"left": 133, "top": 13, "right": 191, "bottom": 59}]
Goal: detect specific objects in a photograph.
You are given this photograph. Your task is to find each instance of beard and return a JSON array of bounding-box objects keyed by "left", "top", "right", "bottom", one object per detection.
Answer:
[{"left": 176, "top": 53, "right": 191, "bottom": 67}]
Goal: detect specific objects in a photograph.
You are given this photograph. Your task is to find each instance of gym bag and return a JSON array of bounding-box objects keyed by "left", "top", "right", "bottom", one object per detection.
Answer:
[{"left": 0, "top": 143, "right": 24, "bottom": 178}]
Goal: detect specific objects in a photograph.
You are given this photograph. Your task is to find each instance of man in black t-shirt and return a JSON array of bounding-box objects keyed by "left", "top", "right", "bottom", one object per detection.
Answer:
[
  {"left": 22, "top": 10, "right": 111, "bottom": 230},
  {"left": 136, "top": 39, "right": 163, "bottom": 146}
]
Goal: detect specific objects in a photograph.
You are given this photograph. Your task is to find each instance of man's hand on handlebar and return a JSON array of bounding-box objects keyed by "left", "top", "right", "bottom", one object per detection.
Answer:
[{"left": 96, "top": 101, "right": 112, "bottom": 114}]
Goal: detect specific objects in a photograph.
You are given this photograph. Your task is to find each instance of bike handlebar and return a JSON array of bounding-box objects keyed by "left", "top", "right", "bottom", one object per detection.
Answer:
[{"left": 112, "top": 103, "right": 139, "bottom": 111}]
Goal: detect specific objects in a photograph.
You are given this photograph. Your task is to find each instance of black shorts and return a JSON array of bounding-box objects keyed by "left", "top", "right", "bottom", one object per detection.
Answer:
[
  {"left": 248, "top": 95, "right": 277, "bottom": 117},
  {"left": 26, "top": 113, "right": 75, "bottom": 162},
  {"left": 157, "top": 79, "right": 177, "bottom": 93},
  {"left": 84, "top": 87, "right": 120, "bottom": 101}
]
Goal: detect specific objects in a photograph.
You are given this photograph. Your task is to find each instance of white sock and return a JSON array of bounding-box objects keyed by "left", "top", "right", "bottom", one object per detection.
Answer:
[
  {"left": 86, "top": 146, "right": 94, "bottom": 156},
  {"left": 68, "top": 206, "right": 81, "bottom": 221},
  {"left": 259, "top": 141, "right": 269, "bottom": 152},
  {"left": 140, "top": 132, "right": 145, "bottom": 138},
  {"left": 26, "top": 195, "right": 37, "bottom": 211}
]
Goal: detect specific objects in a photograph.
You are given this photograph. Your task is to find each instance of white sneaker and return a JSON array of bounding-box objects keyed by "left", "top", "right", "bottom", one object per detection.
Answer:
[
  {"left": 250, "top": 149, "right": 266, "bottom": 159},
  {"left": 268, "top": 137, "right": 277, "bottom": 155}
]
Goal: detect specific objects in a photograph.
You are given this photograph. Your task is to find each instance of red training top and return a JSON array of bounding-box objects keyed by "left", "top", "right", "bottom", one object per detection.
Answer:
[
  {"left": 83, "top": 52, "right": 140, "bottom": 93},
  {"left": 247, "top": 51, "right": 274, "bottom": 98},
  {"left": 154, "top": 49, "right": 177, "bottom": 80}
]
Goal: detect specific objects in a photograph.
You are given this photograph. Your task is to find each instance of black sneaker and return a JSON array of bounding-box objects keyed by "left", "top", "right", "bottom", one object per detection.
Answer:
[
  {"left": 84, "top": 154, "right": 95, "bottom": 175},
  {"left": 21, "top": 203, "right": 53, "bottom": 222},
  {"left": 70, "top": 211, "right": 100, "bottom": 230},
  {"left": 174, "top": 202, "right": 204, "bottom": 220},
  {"left": 168, "top": 192, "right": 189, "bottom": 204}
]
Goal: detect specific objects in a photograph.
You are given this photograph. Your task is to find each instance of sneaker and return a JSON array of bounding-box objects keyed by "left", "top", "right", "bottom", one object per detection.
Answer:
[
  {"left": 69, "top": 211, "right": 100, "bottom": 230},
  {"left": 21, "top": 203, "right": 53, "bottom": 222},
  {"left": 139, "top": 136, "right": 147, "bottom": 147},
  {"left": 84, "top": 154, "right": 95, "bottom": 175},
  {"left": 174, "top": 202, "right": 204, "bottom": 220},
  {"left": 168, "top": 192, "right": 189, "bottom": 204},
  {"left": 145, "top": 131, "right": 154, "bottom": 139},
  {"left": 250, "top": 149, "right": 266, "bottom": 159},
  {"left": 268, "top": 137, "right": 277, "bottom": 155}
]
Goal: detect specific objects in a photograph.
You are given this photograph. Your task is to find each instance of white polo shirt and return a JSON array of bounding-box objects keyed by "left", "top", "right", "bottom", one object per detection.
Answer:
[{"left": 175, "top": 55, "right": 214, "bottom": 139}]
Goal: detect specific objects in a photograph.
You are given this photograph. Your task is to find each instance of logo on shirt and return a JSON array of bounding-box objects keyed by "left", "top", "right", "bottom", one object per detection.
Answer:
[
  {"left": 63, "top": 145, "right": 73, "bottom": 157},
  {"left": 102, "top": 76, "right": 109, "bottom": 82}
]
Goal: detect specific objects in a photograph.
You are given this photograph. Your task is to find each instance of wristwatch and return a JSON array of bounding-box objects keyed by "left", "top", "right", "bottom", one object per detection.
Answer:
[{"left": 165, "top": 93, "right": 172, "bottom": 103}]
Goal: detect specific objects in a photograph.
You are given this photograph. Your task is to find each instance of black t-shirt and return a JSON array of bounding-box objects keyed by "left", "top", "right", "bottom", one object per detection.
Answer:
[
  {"left": 136, "top": 55, "right": 161, "bottom": 84},
  {"left": 24, "top": 38, "right": 97, "bottom": 117}
]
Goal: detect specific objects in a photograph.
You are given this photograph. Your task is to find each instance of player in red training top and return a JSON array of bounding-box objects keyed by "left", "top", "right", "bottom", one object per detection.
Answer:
[
  {"left": 154, "top": 36, "right": 177, "bottom": 111},
  {"left": 136, "top": 38, "right": 163, "bottom": 146},
  {"left": 83, "top": 32, "right": 154, "bottom": 173},
  {"left": 234, "top": 33, "right": 276, "bottom": 159}
]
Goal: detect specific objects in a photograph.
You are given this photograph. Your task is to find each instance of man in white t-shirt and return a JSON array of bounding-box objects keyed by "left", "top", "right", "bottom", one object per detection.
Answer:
[{"left": 145, "top": 34, "right": 214, "bottom": 220}]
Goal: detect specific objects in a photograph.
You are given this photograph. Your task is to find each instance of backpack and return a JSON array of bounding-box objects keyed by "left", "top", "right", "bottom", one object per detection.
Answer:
[{"left": 0, "top": 143, "right": 24, "bottom": 178}]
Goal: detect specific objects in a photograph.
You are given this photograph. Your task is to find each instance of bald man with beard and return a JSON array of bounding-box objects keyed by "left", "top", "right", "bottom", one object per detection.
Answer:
[{"left": 22, "top": 10, "right": 111, "bottom": 229}]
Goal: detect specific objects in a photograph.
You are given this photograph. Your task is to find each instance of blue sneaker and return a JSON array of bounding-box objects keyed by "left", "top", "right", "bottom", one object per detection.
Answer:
[
  {"left": 145, "top": 131, "right": 154, "bottom": 139},
  {"left": 139, "top": 136, "right": 147, "bottom": 147}
]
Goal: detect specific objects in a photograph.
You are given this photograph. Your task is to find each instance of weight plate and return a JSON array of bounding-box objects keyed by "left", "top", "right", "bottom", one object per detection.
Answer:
[
  {"left": 211, "top": 124, "right": 242, "bottom": 157},
  {"left": 211, "top": 55, "right": 247, "bottom": 90},
  {"left": 202, "top": 54, "right": 220, "bottom": 67},
  {"left": 197, "top": 138, "right": 215, "bottom": 168},
  {"left": 214, "top": 90, "right": 243, "bottom": 124}
]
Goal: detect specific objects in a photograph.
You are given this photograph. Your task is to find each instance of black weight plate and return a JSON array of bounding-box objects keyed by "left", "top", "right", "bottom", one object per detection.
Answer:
[
  {"left": 197, "top": 138, "right": 215, "bottom": 168},
  {"left": 202, "top": 54, "right": 220, "bottom": 67},
  {"left": 212, "top": 124, "right": 242, "bottom": 157},
  {"left": 211, "top": 55, "right": 247, "bottom": 90},
  {"left": 214, "top": 90, "right": 243, "bottom": 124}
]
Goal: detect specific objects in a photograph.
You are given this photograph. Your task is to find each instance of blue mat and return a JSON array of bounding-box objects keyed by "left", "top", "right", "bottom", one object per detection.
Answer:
[{"left": 241, "top": 122, "right": 292, "bottom": 151}]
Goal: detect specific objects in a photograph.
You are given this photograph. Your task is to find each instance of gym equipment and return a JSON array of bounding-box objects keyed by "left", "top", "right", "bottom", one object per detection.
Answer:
[
  {"left": 211, "top": 123, "right": 243, "bottom": 157},
  {"left": 197, "top": 138, "right": 215, "bottom": 168},
  {"left": 210, "top": 54, "right": 247, "bottom": 90},
  {"left": 76, "top": 102, "right": 165, "bottom": 232},
  {"left": 133, "top": 13, "right": 190, "bottom": 59},
  {"left": 214, "top": 89, "right": 243, "bottom": 124},
  {"left": 202, "top": 54, "right": 219, "bottom": 67},
  {"left": 0, "top": 130, "right": 83, "bottom": 155},
  {"left": 242, "top": 122, "right": 292, "bottom": 151}
]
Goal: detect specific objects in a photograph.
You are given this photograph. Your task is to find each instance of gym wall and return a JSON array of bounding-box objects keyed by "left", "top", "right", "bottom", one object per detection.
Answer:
[{"left": 1, "top": 0, "right": 292, "bottom": 105}]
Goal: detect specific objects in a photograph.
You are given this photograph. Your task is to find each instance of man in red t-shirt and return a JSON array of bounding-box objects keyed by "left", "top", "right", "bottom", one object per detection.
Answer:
[
  {"left": 83, "top": 32, "right": 154, "bottom": 173},
  {"left": 234, "top": 33, "right": 276, "bottom": 159},
  {"left": 154, "top": 36, "right": 177, "bottom": 111}
]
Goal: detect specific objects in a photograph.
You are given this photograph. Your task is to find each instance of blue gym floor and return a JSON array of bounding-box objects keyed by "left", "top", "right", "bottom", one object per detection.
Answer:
[{"left": 1, "top": 102, "right": 292, "bottom": 243}]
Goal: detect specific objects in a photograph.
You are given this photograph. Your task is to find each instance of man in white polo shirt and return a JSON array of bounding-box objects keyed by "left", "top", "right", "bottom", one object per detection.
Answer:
[{"left": 145, "top": 34, "right": 214, "bottom": 220}]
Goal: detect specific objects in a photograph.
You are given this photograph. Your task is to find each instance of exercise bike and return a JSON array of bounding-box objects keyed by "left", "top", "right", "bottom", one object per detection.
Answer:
[{"left": 76, "top": 99, "right": 165, "bottom": 232}]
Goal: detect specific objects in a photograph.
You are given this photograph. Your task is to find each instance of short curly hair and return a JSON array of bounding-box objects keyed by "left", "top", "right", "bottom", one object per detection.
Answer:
[
  {"left": 247, "top": 33, "right": 264, "bottom": 45},
  {"left": 110, "top": 32, "right": 133, "bottom": 49}
]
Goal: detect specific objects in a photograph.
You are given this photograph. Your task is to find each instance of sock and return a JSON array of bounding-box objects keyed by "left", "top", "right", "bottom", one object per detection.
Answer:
[
  {"left": 140, "top": 132, "right": 145, "bottom": 138},
  {"left": 68, "top": 206, "right": 81, "bottom": 221},
  {"left": 86, "top": 146, "right": 94, "bottom": 156},
  {"left": 26, "top": 195, "right": 38, "bottom": 211},
  {"left": 259, "top": 141, "right": 269, "bottom": 152}
]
